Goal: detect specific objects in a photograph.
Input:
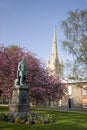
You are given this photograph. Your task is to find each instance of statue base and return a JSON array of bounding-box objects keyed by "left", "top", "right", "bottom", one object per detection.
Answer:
[{"left": 9, "top": 83, "right": 29, "bottom": 113}]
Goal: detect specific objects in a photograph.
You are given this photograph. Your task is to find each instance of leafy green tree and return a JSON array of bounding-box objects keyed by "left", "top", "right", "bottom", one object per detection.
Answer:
[{"left": 61, "top": 9, "right": 87, "bottom": 79}]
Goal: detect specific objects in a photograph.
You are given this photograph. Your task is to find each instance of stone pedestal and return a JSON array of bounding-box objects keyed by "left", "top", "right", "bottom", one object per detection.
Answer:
[{"left": 9, "top": 84, "right": 29, "bottom": 113}]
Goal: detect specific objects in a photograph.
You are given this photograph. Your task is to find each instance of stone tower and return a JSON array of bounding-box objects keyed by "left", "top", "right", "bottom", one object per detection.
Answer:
[{"left": 48, "top": 26, "right": 63, "bottom": 78}]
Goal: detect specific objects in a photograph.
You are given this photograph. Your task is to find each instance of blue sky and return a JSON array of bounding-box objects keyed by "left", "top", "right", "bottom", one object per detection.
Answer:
[{"left": 0, "top": 0, "right": 87, "bottom": 64}]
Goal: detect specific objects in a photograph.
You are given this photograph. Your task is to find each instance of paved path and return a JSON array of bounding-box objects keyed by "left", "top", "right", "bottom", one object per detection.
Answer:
[
  {"left": 0, "top": 104, "right": 8, "bottom": 106},
  {"left": 32, "top": 106, "right": 87, "bottom": 114},
  {"left": 1, "top": 104, "right": 87, "bottom": 114}
]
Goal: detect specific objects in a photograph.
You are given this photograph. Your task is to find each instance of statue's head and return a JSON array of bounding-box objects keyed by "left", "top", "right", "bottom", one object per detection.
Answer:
[{"left": 22, "top": 56, "right": 26, "bottom": 62}]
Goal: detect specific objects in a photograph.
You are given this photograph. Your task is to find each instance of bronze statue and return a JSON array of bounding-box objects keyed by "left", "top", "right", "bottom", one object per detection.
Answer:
[{"left": 17, "top": 57, "right": 27, "bottom": 85}]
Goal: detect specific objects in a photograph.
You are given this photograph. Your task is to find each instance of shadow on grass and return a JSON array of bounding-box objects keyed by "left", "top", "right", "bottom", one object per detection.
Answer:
[
  {"left": 0, "top": 107, "right": 87, "bottom": 130},
  {"left": 0, "top": 122, "right": 87, "bottom": 130},
  {"left": 0, "top": 122, "right": 31, "bottom": 130}
]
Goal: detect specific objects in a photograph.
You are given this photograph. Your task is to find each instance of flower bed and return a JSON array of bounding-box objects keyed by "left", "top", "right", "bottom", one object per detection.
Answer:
[{"left": 0, "top": 112, "right": 55, "bottom": 125}]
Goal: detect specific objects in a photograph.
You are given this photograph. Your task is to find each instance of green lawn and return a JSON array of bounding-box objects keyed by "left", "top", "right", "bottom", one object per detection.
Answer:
[{"left": 0, "top": 106, "right": 87, "bottom": 130}]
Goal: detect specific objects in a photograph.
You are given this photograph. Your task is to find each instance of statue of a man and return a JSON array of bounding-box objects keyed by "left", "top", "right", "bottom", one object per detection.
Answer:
[{"left": 17, "top": 57, "right": 27, "bottom": 85}]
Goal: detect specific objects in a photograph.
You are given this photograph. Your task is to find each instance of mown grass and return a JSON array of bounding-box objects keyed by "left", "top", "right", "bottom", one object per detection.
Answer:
[
  {"left": 0, "top": 106, "right": 87, "bottom": 130},
  {"left": 0, "top": 105, "right": 9, "bottom": 112}
]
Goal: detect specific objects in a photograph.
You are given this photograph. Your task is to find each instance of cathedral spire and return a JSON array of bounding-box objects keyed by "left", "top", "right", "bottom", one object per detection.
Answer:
[
  {"left": 53, "top": 26, "right": 57, "bottom": 44},
  {"left": 51, "top": 26, "right": 58, "bottom": 64},
  {"left": 48, "top": 26, "right": 63, "bottom": 78}
]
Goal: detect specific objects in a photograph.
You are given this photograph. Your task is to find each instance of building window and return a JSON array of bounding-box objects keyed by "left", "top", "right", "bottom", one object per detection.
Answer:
[
  {"left": 68, "top": 86, "right": 72, "bottom": 95},
  {"left": 82, "top": 86, "right": 87, "bottom": 96}
]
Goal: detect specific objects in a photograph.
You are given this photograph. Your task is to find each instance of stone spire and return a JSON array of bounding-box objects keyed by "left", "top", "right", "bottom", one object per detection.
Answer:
[
  {"left": 48, "top": 26, "right": 63, "bottom": 78},
  {"left": 48, "top": 26, "right": 59, "bottom": 76},
  {"left": 51, "top": 26, "right": 59, "bottom": 65}
]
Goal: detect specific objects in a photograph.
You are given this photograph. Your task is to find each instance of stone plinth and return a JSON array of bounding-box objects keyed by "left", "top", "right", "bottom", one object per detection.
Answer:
[{"left": 9, "top": 84, "right": 29, "bottom": 113}]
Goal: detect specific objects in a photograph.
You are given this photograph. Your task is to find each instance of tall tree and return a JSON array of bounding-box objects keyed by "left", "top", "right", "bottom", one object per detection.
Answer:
[
  {"left": 0, "top": 44, "right": 67, "bottom": 104},
  {"left": 61, "top": 9, "right": 87, "bottom": 79}
]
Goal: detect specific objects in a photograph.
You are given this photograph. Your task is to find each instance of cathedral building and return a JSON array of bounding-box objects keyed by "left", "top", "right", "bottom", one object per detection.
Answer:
[{"left": 48, "top": 27, "right": 87, "bottom": 108}]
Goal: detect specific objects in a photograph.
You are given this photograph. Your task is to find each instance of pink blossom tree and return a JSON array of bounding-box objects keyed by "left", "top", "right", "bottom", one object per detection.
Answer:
[{"left": 0, "top": 44, "right": 67, "bottom": 105}]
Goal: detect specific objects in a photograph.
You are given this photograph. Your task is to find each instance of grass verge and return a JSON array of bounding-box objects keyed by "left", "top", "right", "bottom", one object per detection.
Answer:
[{"left": 0, "top": 106, "right": 87, "bottom": 130}]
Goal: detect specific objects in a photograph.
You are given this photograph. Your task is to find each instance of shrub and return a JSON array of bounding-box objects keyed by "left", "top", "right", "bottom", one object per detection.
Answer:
[
  {"left": 0, "top": 112, "right": 55, "bottom": 125},
  {"left": 15, "top": 117, "right": 20, "bottom": 123},
  {"left": 0, "top": 113, "right": 6, "bottom": 121}
]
